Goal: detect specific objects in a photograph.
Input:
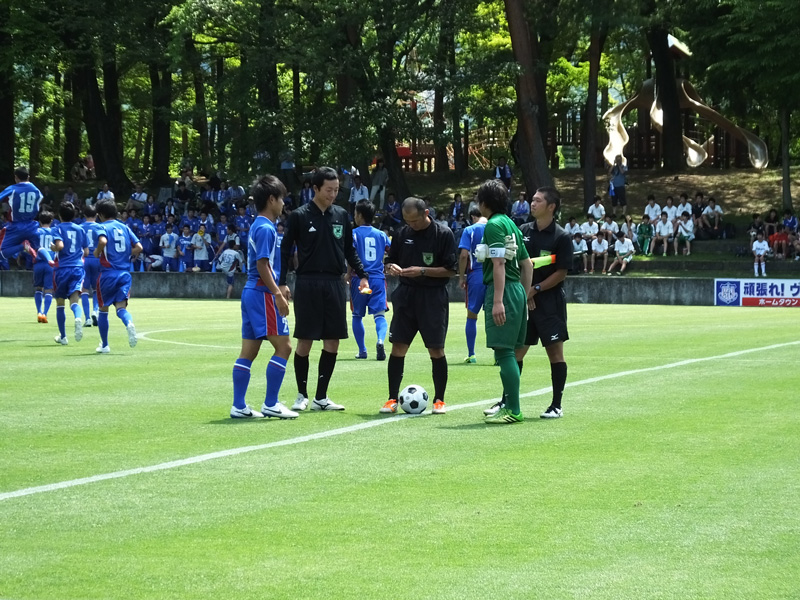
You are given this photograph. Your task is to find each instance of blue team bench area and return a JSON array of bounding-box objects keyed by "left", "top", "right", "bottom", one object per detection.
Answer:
[{"left": 0, "top": 269, "right": 776, "bottom": 307}]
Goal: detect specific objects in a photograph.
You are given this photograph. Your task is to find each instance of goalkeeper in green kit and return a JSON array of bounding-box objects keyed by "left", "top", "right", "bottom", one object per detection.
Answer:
[{"left": 475, "top": 180, "right": 533, "bottom": 424}]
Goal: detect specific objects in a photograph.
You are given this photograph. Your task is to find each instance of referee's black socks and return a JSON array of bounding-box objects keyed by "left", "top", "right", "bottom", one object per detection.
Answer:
[
  {"left": 431, "top": 356, "right": 448, "bottom": 402},
  {"left": 315, "top": 350, "right": 337, "bottom": 401},
  {"left": 388, "top": 354, "right": 404, "bottom": 399},
  {"left": 550, "top": 362, "right": 567, "bottom": 409},
  {"left": 294, "top": 353, "right": 310, "bottom": 398}
]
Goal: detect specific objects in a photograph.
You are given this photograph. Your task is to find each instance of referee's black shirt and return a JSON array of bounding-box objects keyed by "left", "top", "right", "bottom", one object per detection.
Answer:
[
  {"left": 519, "top": 219, "right": 572, "bottom": 289},
  {"left": 279, "top": 201, "right": 367, "bottom": 284},
  {"left": 387, "top": 219, "right": 457, "bottom": 288}
]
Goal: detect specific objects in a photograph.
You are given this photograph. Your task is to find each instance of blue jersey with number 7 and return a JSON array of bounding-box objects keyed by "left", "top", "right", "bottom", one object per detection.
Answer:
[
  {"left": 352, "top": 226, "right": 390, "bottom": 279},
  {"left": 52, "top": 222, "right": 88, "bottom": 268},
  {"left": 99, "top": 220, "right": 140, "bottom": 270}
]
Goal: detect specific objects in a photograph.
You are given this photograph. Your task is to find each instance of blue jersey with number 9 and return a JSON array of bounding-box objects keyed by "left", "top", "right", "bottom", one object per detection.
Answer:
[{"left": 99, "top": 220, "right": 140, "bottom": 270}]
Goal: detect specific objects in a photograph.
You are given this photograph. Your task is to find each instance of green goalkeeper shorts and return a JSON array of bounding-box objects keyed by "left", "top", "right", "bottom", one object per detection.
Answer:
[{"left": 484, "top": 281, "right": 527, "bottom": 350}]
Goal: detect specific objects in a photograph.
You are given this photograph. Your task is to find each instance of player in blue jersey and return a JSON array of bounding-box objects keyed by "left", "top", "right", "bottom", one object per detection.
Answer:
[
  {"left": 81, "top": 206, "right": 104, "bottom": 327},
  {"left": 94, "top": 199, "right": 143, "bottom": 353},
  {"left": 350, "top": 199, "right": 391, "bottom": 361},
  {"left": 0, "top": 167, "right": 43, "bottom": 264},
  {"left": 51, "top": 202, "right": 88, "bottom": 345},
  {"left": 457, "top": 206, "right": 488, "bottom": 363},
  {"left": 33, "top": 212, "right": 57, "bottom": 323},
  {"left": 230, "top": 174, "right": 297, "bottom": 419}
]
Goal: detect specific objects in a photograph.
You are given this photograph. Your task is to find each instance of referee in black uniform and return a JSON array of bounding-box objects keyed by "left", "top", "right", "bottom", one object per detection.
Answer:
[
  {"left": 485, "top": 186, "right": 572, "bottom": 419},
  {"left": 380, "top": 197, "right": 457, "bottom": 415},
  {"left": 279, "top": 167, "right": 369, "bottom": 411}
]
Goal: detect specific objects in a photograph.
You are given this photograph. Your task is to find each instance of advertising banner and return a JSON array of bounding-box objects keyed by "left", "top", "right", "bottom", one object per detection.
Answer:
[{"left": 714, "top": 278, "right": 800, "bottom": 307}]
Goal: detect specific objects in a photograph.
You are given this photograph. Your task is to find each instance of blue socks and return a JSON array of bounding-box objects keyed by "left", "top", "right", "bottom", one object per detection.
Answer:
[
  {"left": 466, "top": 317, "right": 477, "bottom": 356},
  {"left": 44, "top": 293, "right": 52, "bottom": 315},
  {"left": 35, "top": 291, "right": 42, "bottom": 313},
  {"left": 264, "top": 356, "right": 287, "bottom": 407},
  {"left": 232, "top": 358, "right": 253, "bottom": 409},
  {"left": 81, "top": 293, "right": 90, "bottom": 320},
  {"left": 56, "top": 306, "right": 66, "bottom": 338},
  {"left": 352, "top": 316, "right": 366, "bottom": 353},
  {"left": 375, "top": 315, "right": 388, "bottom": 344},
  {"left": 116, "top": 308, "right": 132, "bottom": 326},
  {"left": 70, "top": 302, "right": 82, "bottom": 320},
  {"left": 98, "top": 312, "right": 109, "bottom": 346}
]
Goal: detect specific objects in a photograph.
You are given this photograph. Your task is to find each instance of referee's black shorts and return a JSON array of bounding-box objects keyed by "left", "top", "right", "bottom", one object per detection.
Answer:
[
  {"left": 293, "top": 276, "right": 348, "bottom": 340},
  {"left": 526, "top": 289, "right": 569, "bottom": 347},
  {"left": 389, "top": 284, "right": 449, "bottom": 348}
]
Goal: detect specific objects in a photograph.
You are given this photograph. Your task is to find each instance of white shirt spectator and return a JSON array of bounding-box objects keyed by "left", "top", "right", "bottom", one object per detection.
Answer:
[
  {"left": 703, "top": 204, "right": 724, "bottom": 217},
  {"left": 565, "top": 221, "right": 582, "bottom": 237},
  {"left": 600, "top": 220, "right": 619, "bottom": 237},
  {"left": 130, "top": 191, "right": 147, "bottom": 204},
  {"left": 160, "top": 232, "right": 179, "bottom": 258},
  {"left": 655, "top": 220, "right": 674, "bottom": 237},
  {"left": 752, "top": 240, "right": 769, "bottom": 256},
  {"left": 664, "top": 204, "right": 678, "bottom": 223},
  {"left": 592, "top": 238, "right": 608, "bottom": 254},
  {"left": 588, "top": 202, "right": 606, "bottom": 221},
  {"left": 677, "top": 219, "right": 695, "bottom": 239},
  {"left": 218, "top": 248, "right": 244, "bottom": 274},
  {"left": 349, "top": 184, "right": 369, "bottom": 205},
  {"left": 620, "top": 222, "right": 637, "bottom": 238},
  {"left": 676, "top": 202, "right": 692, "bottom": 218},
  {"left": 644, "top": 203, "right": 662, "bottom": 222},
  {"left": 97, "top": 189, "right": 115, "bottom": 202},
  {"left": 191, "top": 232, "right": 211, "bottom": 261},
  {"left": 582, "top": 221, "right": 599, "bottom": 238},
  {"left": 572, "top": 239, "right": 588, "bottom": 254},
  {"left": 614, "top": 237, "right": 635, "bottom": 257}
]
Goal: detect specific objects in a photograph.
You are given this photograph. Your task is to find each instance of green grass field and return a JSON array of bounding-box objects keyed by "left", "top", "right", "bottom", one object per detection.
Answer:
[{"left": 1, "top": 298, "right": 799, "bottom": 600}]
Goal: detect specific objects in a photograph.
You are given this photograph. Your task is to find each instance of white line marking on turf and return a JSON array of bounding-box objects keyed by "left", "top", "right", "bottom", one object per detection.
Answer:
[
  {"left": 2, "top": 340, "right": 798, "bottom": 503},
  {"left": 137, "top": 329, "right": 239, "bottom": 350}
]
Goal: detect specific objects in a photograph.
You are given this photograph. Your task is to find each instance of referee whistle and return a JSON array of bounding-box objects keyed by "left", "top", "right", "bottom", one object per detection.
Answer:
[{"left": 531, "top": 254, "right": 556, "bottom": 269}]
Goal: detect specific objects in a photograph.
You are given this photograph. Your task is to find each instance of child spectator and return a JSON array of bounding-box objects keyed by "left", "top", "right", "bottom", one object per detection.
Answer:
[
  {"left": 381, "top": 193, "right": 402, "bottom": 233},
  {"left": 700, "top": 198, "right": 723, "bottom": 233},
  {"left": 674, "top": 211, "right": 695, "bottom": 256},
  {"left": 763, "top": 208, "right": 780, "bottom": 238},
  {"left": 607, "top": 231, "right": 635, "bottom": 275},
  {"left": 235, "top": 205, "right": 251, "bottom": 246},
  {"left": 587, "top": 196, "right": 606, "bottom": 221},
  {"left": 511, "top": 191, "right": 530, "bottom": 226},
  {"left": 160, "top": 223, "right": 180, "bottom": 272},
  {"left": 663, "top": 196, "right": 678, "bottom": 229},
  {"left": 652, "top": 212, "right": 674, "bottom": 256},
  {"left": 143, "top": 194, "right": 160, "bottom": 217},
  {"left": 581, "top": 215, "right": 599, "bottom": 242},
  {"left": 217, "top": 248, "right": 245, "bottom": 299},
  {"left": 565, "top": 216, "right": 582, "bottom": 238},
  {"left": 572, "top": 232, "right": 588, "bottom": 274},
  {"left": 637, "top": 215, "right": 653, "bottom": 255},
  {"left": 600, "top": 214, "right": 619, "bottom": 240},
  {"left": 216, "top": 214, "right": 229, "bottom": 242},
  {"left": 163, "top": 198, "right": 177, "bottom": 219},
  {"left": 179, "top": 209, "right": 199, "bottom": 233},
  {"left": 590, "top": 231, "right": 609, "bottom": 274},
  {"left": 676, "top": 193, "right": 691, "bottom": 222},
  {"left": 782, "top": 208, "right": 798, "bottom": 235},
  {"left": 299, "top": 179, "right": 314, "bottom": 206},
  {"left": 691, "top": 192, "right": 706, "bottom": 230},
  {"left": 178, "top": 225, "right": 194, "bottom": 271},
  {"left": 769, "top": 225, "right": 790, "bottom": 259},
  {"left": 746, "top": 213, "right": 765, "bottom": 239},
  {"left": 643, "top": 195, "right": 661, "bottom": 223},
  {"left": 139, "top": 214, "right": 155, "bottom": 256},
  {"left": 620, "top": 215, "right": 637, "bottom": 245},
  {"left": 198, "top": 210, "right": 214, "bottom": 234},
  {"left": 752, "top": 231, "right": 768, "bottom": 277}
]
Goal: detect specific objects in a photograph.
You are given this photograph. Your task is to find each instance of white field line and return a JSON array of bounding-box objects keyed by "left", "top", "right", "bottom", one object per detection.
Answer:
[
  {"left": 1, "top": 340, "right": 798, "bottom": 503},
  {"left": 136, "top": 329, "right": 240, "bottom": 349}
]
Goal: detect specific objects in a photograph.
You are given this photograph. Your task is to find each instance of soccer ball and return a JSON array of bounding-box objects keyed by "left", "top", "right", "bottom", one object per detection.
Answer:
[{"left": 398, "top": 385, "right": 429, "bottom": 414}]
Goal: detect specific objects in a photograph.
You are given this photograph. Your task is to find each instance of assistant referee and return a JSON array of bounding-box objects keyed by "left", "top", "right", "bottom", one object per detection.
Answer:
[
  {"left": 279, "top": 167, "right": 369, "bottom": 412},
  {"left": 380, "top": 197, "right": 457, "bottom": 415}
]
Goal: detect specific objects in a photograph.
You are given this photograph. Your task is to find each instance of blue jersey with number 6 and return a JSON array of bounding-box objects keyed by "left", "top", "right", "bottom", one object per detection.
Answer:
[
  {"left": 99, "top": 220, "right": 139, "bottom": 270},
  {"left": 352, "top": 226, "right": 390, "bottom": 279},
  {"left": 52, "top": 222, "right": 87, "bottom": 268},
  {"left": 0, "top": 182, "right": 43, "bottom": 224}
]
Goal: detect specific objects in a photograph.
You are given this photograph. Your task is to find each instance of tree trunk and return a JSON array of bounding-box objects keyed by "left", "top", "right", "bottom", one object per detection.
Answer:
[
  {"left": 293, "top": 63, "right": 302, "bottom": 173},
  {"left": 582, "top": 18, "right": 608, "bottom": 211},
  {"left": 446, "top": 15, "right": 466, "bottom": 176},
  {"left": 0, "top": 2, "right": 14, "bottom": 182},
  {"left": 133, "top": 109, "right": 145, "bottom": 169},
  {"left": 51, "top": 71, "right": 62, "bottom": 179},
  {"left": 29, "top": 68, "right": 45, "bottom": 178},
  {"left": 527, "top": 0, "right": 560, "bottom": 160},
  {"left": 149, "top": 65, "right": 172, "bottom": 185},
  {"left": 433, "top": 10, "right": 450, "bottom": 173},
  {"left": 254, "top": 0, "right": 283, "bottom": 172},
  {"left": 780, "top": 107, "right": 793, "bottom": 212},
  {"left": 63, "top": 71, "right": 82, "bottom": 181},
  {"left": 647, "top": 26, "right": 683, "bottom": 170},
  {"left": 143, "top": 126, "right": 152, "bottom": 177},
  {"left": 216, "top": 56, "right": 226, "bottom": 172},
  {"left": 102, "top": 48, "right": 124, "bottom": 166},
  {"left": 184, "top": 37, "right": 213, "bottom": 176},
  {"left": 504, "top": 0, "right": 553, "bottom": 193},
  {"left": 378, "top": 125, "right": 411, "bottom": 202}
]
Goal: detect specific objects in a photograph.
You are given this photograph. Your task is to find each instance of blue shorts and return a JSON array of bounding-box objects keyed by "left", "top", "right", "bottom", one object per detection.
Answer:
[
  {"left": 241, "top": 288, "right": 289, "bottom": 339},
  {"left": 0, "top": 222, "right": 38, "bottom": 258},
  {"left": 53, "top": 266, "right": 85, "bottom": 299},
  {"left": 33, "top": 262, "right": 53, "bottom": 289},
  {"left": 164, "top": 257, "right": 179, "bottom": 272},
  {"left": 226, "top": 272, "right": 235, "bottom": 285},
  {"left": 465, "top": 270, "right": 487, "bottom": 315},
  {"left": 98, "top": 270, "right": 132, "bottom": 307},
  {"left": 83, "top": 257, "right": 100, "bottom": 290},
  {"left": 181, "top": 254, "right": 194, "bottom": 269},
  {"left": 350, "top": 276, "right": 388, "bottom": 318}
]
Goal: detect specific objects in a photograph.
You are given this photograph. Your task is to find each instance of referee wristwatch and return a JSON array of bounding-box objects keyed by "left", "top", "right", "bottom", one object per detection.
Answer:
[
  {"left": 420, "top": 267, "right": 427, "bottom": 276},
  {"left": 533, "top": 284, "right": 541, "bottom": 292}
]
